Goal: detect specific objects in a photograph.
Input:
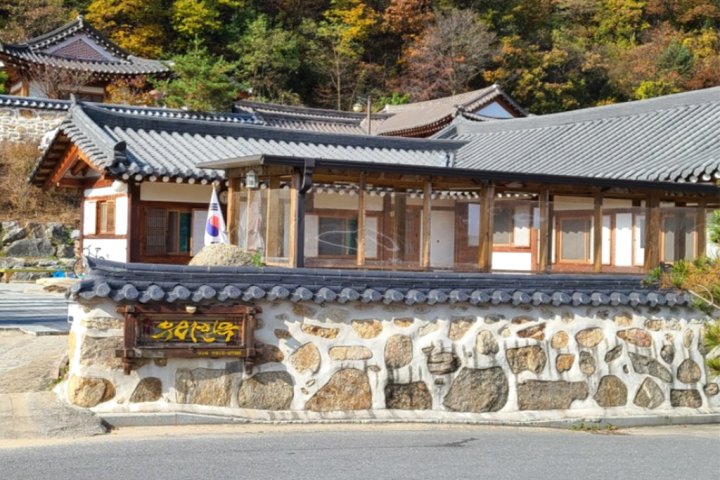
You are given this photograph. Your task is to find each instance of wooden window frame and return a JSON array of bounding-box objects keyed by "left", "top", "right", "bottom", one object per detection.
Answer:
[
  {"left": 492, "top": 202, "right": 515, "bottom": 247},
  {"left": 139, "top": 201, "right": 206, "bottom": 263},
  {"left": 96, "top": 199, "right": 115, "bottom": 235},
  {"left": 555, "top": 213, "right": 593, "bottom": 264}
]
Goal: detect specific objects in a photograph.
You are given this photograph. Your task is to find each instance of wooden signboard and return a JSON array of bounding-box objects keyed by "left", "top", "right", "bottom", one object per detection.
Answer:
[{"left": 116, "top": 304, "right": 260, "bottom": 374}]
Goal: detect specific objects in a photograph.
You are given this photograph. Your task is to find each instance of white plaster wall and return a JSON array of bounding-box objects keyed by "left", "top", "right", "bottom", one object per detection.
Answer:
[
  {"left": 476, "top": 102, "right": 514, "bottom": 119},
  {"left": 313, "top": 192, "right": 383, "bottom": 211},
  {"left": 492, "top": 252, "right": 532, "bottom": 271},
  {"left": 140, "top": 182, "right": 213, "bottom": 204},
  {"left": 83, "top": 238, "right": 127, "bottom": 262},
  {"left": 115, "top": 196, "right": 129, "bottom": 235}
]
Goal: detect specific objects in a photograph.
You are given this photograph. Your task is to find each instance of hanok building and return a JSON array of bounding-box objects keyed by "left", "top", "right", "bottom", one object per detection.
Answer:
[
  {"left": 0, "top": 16, "right": 170, "bottom": 102},
  {"left": 234, "top": 85, "right": 526, "bottom": 138},
  {"left": 31, "top": 87, "right": 719, "bottom": 272}
]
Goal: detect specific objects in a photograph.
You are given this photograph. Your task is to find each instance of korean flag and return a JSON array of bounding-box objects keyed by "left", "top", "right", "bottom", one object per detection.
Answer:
[{"left": 204, "top": 187, "right": 229, "bottom": 246}]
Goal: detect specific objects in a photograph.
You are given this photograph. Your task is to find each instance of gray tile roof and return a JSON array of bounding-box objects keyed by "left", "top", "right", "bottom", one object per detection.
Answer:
[
  {"left": 442, "top": 87, "right": 720, "bottom": 184},
  {"left": 234, "top": 100, "right": 391, "bottom": 135},
  {"left": 31, "top": 102, "right": 461, "bottom": 186},
  {"left": 71, "top": 257, "right": 690, "bottom": 308},
  {"left": 376, "top": 85, "right": 527, "bottom": 136},
  {"left": 0, "top": 16, "right": 169, "bottom": 77}
]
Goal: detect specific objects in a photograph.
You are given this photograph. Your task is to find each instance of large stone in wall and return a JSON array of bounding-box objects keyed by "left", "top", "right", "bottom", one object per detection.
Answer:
[
  {"left": 385, "top": 382, "right": 432, "bottom": 410},
  {"left": 660, "top": 344, "right": 675, "bottom": 364},
  {"left": 129, "top": 377, "right": 162, "bottom": 403},
  {"left": 617, "top": 329, "right": 653, "bottom": 348},
  {"left": 677, "top": 359, "right": 702, "bottom": 384},
  {"left": 385, "top": 334, "right": 413, "bottom": 368},
  {"left": 67, "top": 375, "right": 115, "bottom": 408},
  {"left": 594, "top": 375, "right": 627, "bottom": 407},
  {"left": 579, "top": 351, "right": 596, "bottom": 375},
  {"left": 443, "top": 367, "right": 508, "bottom": 413},
  {"left": 670, "top": 389, "right": 702, "bottom": 408},
  {"left": 475, "top": 330, "right": 499, "bottom": 356},
  {"left": 300, "top": 324, "right": 339, "bottom": 339},
  {"left": 329, "top": 346, "right": 373, "bottom": 361},
  {"left": 1, "top": 226, "right": 26, "bottom": 245},
  {"left": 506, "top": 346, "right": 546, "bottom": 374},
  {"left": 237, "top": 372, "right": 294, "bottom": 410},
  {"left": 633, "top": 378, "right": 665, "bottom": 409},
  {"left": 255, "top": 343, "right": 285, "bottom": 365},
  {"left": 290, "top": 343, "right": 321, "bottom": 374},
  {"left": 629, "top": 353, "right": 672, "bottom": 383},
  {"left": 305, "top": 368, "right": 371, "bottom": 411},
  {"left": 425, "top": 349, "right": 460, "bottom": 375},
  {"left": 517, "top": 380, "right": 589, "bottom": 410},
  {"left": 604, "top": 345, "right": 623, "bottom": 363},
  {"left": 575, "top": 328, "right": 604, "bottom": 348},
  {"left": 5, "top": 238, "right": 54, "bottom": 257},
  {"left": 517, "top": 323, "right": 546, "bottom": 341},
  {"left": 79, "top": 335, "right": 124, "bottom": 369},
  {"left": 448, "top": 316, "right": 475, "bottom": 340},
  {"left": 352, "top": 319, "right": 383, "bottom": 338},
  {"left": 175, "top": 368, "right": 232, "bottom": 406},
  {"left": 551, "top": 331, "right": 569, "bottom": 349},
  {"left": 556, "top": 354, "right": 575, "bottom": 373}
]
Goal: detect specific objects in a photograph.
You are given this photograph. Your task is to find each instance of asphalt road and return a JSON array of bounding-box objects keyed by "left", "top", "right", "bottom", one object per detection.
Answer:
[
  {"left": 0, "top": 283, "right": 70, "bottom": 333},
  {"left": 1, "top": 424, "right": 718, "bottom": 480}
]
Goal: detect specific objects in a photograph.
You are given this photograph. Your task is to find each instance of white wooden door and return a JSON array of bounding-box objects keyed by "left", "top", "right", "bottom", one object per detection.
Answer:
[{"left": 430, "top": 210, "right": 455, "bottom": 268}]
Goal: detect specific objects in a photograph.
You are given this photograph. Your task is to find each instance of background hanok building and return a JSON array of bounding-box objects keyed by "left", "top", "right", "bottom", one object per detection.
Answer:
[
  {"left": 30, "top": 88, "right": 719, "bottom": 272},
  {"left": 234, "top": 84, "right": 526, "bottom": 138},
  {"left": 0, "top": 16, "right": 169, "bottom": 102}
]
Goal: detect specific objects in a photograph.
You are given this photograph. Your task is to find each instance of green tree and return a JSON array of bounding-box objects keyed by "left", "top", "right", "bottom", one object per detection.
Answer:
[
  {"left": 171, "top": 0, "right": 246, "bottom": 39},
  {"left": 85, "top": 0, "right": 173, "bottom": 58},
  {"left": 0, "top": 71, "right": 7, "bottom": 94},
  {"left": 233, "top": 15, "right": 302, "bottom": 103},
  {"left": 155, "top": 40, "right": 240, "bottom": 111},
  {"left": 313, "top": 0, "right": 378, "bottom": 110}
]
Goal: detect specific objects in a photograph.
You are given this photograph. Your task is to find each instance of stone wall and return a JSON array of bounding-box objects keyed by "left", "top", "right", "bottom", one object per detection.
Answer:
[
  {"left": 0, "top": 222, "right": 78, "bottom": 277},
  {"left": 65, "top": 297, "right": 720, "bottom": 421},
  {"left": 0, "top": 107, "right": 65, "bottom": 143}
]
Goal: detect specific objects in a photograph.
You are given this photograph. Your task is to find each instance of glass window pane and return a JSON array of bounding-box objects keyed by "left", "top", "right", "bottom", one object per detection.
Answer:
[
  {"left": 493, "top": 205, "right": 513, "bottom": 244},
  {"left": 145, "top": 208, "right": 166, "bottom": 256},
  {"left": 561, "top": 218, "right": 589, "bottom": 261},
  {"left": 179, "top": 212, "right": 191, "bottom": 253},
  {"left": 166, "top": 211, "right": 178, "bottom": 253},
  {"left": 318, "top": 217, "right": 357, "bottom": 256}
]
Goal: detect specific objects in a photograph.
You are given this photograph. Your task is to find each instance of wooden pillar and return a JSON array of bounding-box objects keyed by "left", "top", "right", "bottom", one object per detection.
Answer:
[
  {"left": 421, "top": 182, "right": 431, "bottom": 269},
  {"left": 290, "top": 170, "right": 303, "bottom": 268},
  {"left": 674, "top": 202, "right": 686, "bottom": 261},
  {"left": 593, "top": 193, "right": 603, "bottom": 273},
  {"left": 537, "top": 188, "right": 550, "bottom": 273},
  {"left": 265, "top": 176, "right": 282, "bottom": 258},
  {"left": 226, "top": 178, "right": 239, "bottom": 246},
  {"left": 644, "top": 195, "right": 661, "bottom": 271},
  {"left": 478, "top": 183, "right": 494, "bottom": 272},
  {"left": 127, "top": 181, "right": 140, "bottom": 262},
  {"left": 393, "top": 190, "right": 407, "bottom": 263},
  {"left": 356, "top": 174, "right": 366, "bottom": 266},
  {"left": 696, "top": 202, "right": 707, "bottom": 259}
]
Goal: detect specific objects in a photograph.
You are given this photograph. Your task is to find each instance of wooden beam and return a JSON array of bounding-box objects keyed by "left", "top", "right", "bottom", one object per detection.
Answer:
[
  {"left": 696, "top": 202, "right": 707, "bottom": 258},
  {"left": 44, "top": 144, "right": 78, "bottom": 189},
  {"left": 478, "top": 183, "right": 494, "bottom": 272},
  {"left": 593, "top": 193, "right": 603, "bottom": 272},
  {"left": 421, "top": 182, "right": 431, "bottom": 269},
  {"left": 356, "top": 173, "right": 366, "bottom": 266},
  {"left": 674, "top": 202, "right": 686, "bottom": 262},
  {"left": 70, "top": 160, "right": 85, "bottom": 176},
  {"left": 537, "top": 188, "right": 550, "bottom": 272},
  {"left": 265, "top": 176, "right": 282, "bottom": 258},
  {"left": 128, "top": 182, "right": 141, "bottom": 262},
  {"left": 644, "top": 195, "right": 661, "bottom": 271}
]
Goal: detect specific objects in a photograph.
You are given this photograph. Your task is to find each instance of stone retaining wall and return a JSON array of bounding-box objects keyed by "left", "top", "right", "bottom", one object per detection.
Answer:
[
  {"left": 0, "top": 107, "right": 64, "bottom": 143},
  {"left": 0, "top": 222, "right": 78, "bottom": 278},
  {"left": 65, "top": 297, "right": 720, "bottom": 421}
]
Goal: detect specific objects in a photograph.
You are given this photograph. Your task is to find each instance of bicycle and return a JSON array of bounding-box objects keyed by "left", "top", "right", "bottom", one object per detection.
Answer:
[{"left": 72, "top": 244, "right": 105, "bottom": 277}]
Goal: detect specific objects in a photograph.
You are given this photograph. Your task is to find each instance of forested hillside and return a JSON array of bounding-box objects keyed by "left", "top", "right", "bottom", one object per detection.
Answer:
[{"left": 1, "top": 0, "right": 719, "bottom": 113}]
